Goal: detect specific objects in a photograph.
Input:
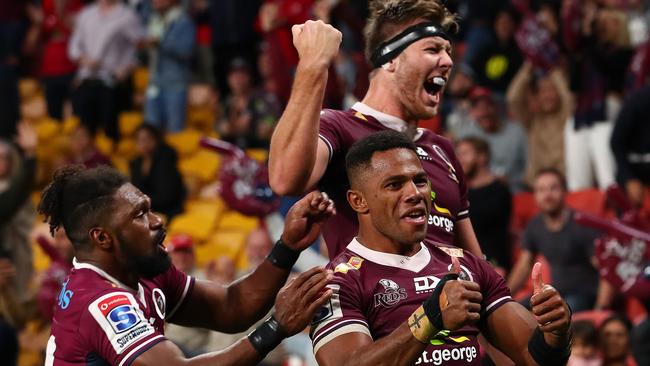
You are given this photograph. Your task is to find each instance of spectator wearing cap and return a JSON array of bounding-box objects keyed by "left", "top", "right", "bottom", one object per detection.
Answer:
[
  {"left": 164, "top": 234, "right": 214, "bottom": 357},
  {"left": 143, "top": 0, "right": 196, "bottom": 133},
  {"left": 507, "top": 61, "right": 573, "bottom": 187},
  {"left": 457, "top": 86, "right": 528, "bottom": 192},
  {"left": 216, "top": 58, "right": 281, "bottom": 149}
]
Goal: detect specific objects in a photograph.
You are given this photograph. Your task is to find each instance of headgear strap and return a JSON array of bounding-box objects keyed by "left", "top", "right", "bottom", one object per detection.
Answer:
[{"left": 370, "top": 22, "right": 449, "bottom": 69}]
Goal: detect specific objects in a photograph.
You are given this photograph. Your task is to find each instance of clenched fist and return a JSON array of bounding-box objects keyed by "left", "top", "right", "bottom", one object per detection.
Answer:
[{"left": 292, "top": 20, "right": 342, "bottom": 69}]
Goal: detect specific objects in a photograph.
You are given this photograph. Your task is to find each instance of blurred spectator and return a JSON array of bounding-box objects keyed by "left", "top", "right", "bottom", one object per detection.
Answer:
[
  {"left": 24, "top": 0, "right": 82, "bottom": 121},
  {"left": 456, "top": 136, "right": 512, "bottom": 273},
  {"left": 129, "top": 124, "right": 186, "bottom": 219},
  {"left": 610, "top": 86, "right": 650, "bottom": 208},
  {"left": 164, "top": 234, "right": 213, "bottom": 357},
  {"left": 459, "top": 0, "right": 504, "bottom": 64},
  {"left": 565, "top": 5, "right": 634, "bottom": 190},
  {"left": 0, "top": 258, "right": 19, "bottom": 366},
  {"left": 507, "top": 62, "right": 573, "bottom": 186},
  {"left": 244, "top": 226, "right": 273, "bottom": 270},
  {"left": 441, "top": 63, "right": 476, "bottom": 138},
  {"left": 0, "top": 122, "right": 37, "bottom": 305},
  {"left": 599, "top": 314, "right": 636, "bottom": 366},
  {"left": 458, "top": 87, "right": 528, "bottom": 192},
  {"left": 469, "top": 5, "right": 523, "bottom": 96},
  {"left": 216, "top": 58, "right": 281, "bottom": 149},
  {"left": 209, "top": 0, "right": 262, "bottom": 97},
  {"left": 68, "top": 0, "right": 143, "bottom": 141},
  {"left": 507, "top": 168, "right": 602, "bottom": 312},
  {"left": 569, "top": 319, "right": 602, "bottom": 366},
  {"left": 66, "top": 124, "right": 112, "bottom": 168},
  {"left": 35, "top": 228, "right": 73, "bottom": 323},
  {"left": 0, "top": 0, "right": 26, "bottom": 139},
  {"left": 143, "top": 0, "right": 196, "bottom": 133}
]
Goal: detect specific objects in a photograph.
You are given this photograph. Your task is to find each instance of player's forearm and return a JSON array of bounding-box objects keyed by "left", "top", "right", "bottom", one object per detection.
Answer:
[
  {"left": 220, "top": 261, "right": 290, "bottom": 332},
  {"left": 343, "top": 324, "right": 427, "bottom": 366},
  {"left": 188, "top": 338, "right": 263, "bottom": 366},
  {"left": 268, "top": 63, "right": 329, "bottom": 195}
]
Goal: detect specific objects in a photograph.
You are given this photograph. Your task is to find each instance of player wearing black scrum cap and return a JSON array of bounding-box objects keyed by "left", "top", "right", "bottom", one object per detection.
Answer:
[{"left": 269, "top": 0, "right": 485, "bottom": 261}]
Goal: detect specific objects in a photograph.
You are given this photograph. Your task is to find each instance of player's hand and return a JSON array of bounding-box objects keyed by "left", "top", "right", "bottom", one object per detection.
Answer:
[
  {"left": 292, "top": 20, "right": 342, "bottom": 69},
  {"left": 530, "top": 262, "right": 571, "bottom": 338},
  {"left": 281, "top": 191, "right": 336, "bottom": 251},
  {"left": 440, "top": 257, "right": 483, "bottom": 330},
  {"left": 274, "top": 266, "right": 333, "bottom": 335}
]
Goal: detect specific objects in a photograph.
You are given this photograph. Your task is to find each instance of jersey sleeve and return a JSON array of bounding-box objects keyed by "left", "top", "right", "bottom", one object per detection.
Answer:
[
  {"left": 472, "top": 256, "right": 513, "bottom": 319},
  {"left": 309, "top": 270, "right": 370, "bottom": 354},
  {"left": 318, "top": 110, "right": 344, "bottom": 161},
  {"left": 154, "top": 264, "right": 195, "bottom": 321},
  {"left": 439, "top": 136, "right": 470, "bottom": 220},
  {"left": 80, "top": 291, "right": 165, "bottom": 366}
]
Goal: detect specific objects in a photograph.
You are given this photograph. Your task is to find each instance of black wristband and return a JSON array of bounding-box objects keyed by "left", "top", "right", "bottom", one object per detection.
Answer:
[
  {"left": 266, "top": 239, "right": 300, "bottom": 269},
  {"left": 422, "top": 272, "right": 459, "bottom": 330},
  {"left": 527, "top": 327, "right": 571, "bottom": 366},
  {"left": 247, "top": 315, "right": 288, "bottom": 357}
]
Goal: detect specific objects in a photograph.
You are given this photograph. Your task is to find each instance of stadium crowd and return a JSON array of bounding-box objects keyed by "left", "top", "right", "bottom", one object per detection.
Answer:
[{"left": 0, "top": 0, "right": 649, "bottom": 365}]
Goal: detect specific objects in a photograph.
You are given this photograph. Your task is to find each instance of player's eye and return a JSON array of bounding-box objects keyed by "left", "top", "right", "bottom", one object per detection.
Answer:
[
  {"left": 135, "top": 210, "right": 145, "bottom": 218},
  {"left": 385, "top": 181, "right": 401, "bottom": 189}
]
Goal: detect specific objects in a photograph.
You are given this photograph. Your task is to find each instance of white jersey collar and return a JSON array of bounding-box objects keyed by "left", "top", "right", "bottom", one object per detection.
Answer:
[
  {"left": 351, "top": 102, "right": 425, "bottom": 141},
  {"left": 73, "top": 257, "right": 142, "bottom": 296},
  {"left": 347, "top": 238, "right": 431, "bottom": 273}
]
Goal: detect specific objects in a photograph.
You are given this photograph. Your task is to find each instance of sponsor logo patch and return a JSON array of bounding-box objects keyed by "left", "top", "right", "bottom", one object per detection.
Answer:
[
  {"left": 413, "top": 275, "right": 441, "bottom": 294},
  {"left": 89, "top": 292, "right": 155, "bottom": 354},
  {"left": 415, "top": 346, "right": 478, "bottom": 365},
  {"left": 334, "top": 256, "right": 364, "bottom": 274},
  {"left": 57, "top": 278, "right": 74, "bottom": 309}
]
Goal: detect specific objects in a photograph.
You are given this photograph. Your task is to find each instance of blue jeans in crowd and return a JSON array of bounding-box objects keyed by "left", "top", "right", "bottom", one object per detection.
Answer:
[{"left": 144, "top": 87, "right": 187, "bottom": 133}]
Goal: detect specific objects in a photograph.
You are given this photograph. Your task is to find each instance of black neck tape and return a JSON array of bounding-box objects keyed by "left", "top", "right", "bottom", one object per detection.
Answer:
[{"left": 370, "top": 22, "right": 449, "bottom": 69}]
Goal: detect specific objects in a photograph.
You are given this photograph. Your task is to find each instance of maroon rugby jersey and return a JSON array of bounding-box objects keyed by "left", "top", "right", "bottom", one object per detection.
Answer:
[
  {"left": 318, "top": 102, "right": 470, "bottom": 259},
  {"left": 310, "top": 239, "right": 512, "bottom": 365},
  {"left": 45, "top": 259, "right": 194, "bottom": 366}
]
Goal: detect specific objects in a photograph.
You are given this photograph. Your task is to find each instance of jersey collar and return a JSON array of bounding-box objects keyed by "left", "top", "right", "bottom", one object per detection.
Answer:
[
  {"left": 351, "top": 102, "right": 425, "bottom": 141},
  {"left": 73, "top": 257, "right": 143, "bottom": 297},
  {"left": 347, "top": 238, "right": 431, "bottom": 273}
]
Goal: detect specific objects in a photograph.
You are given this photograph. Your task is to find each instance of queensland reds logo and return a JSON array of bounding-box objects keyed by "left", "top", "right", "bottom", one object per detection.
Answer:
[{"left": 374, "top": 279, "right": 407, "bottom": 308}]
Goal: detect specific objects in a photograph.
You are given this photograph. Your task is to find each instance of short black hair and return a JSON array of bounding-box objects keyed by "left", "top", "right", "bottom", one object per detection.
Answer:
[
  {"left": 534, "top": 167, "right": 567, "bottom": 191},
  {"left": 38, "top": 165, "right": 129, "bottom": 249},
  {"left": 600, "top": 313, "right": 633, "bottom": 334},
  {"left": 345, "top": 130, "right": 418, "bottom": 186},
  {"left": 573, "top": 320, "right": 598, "bottom": 346}
]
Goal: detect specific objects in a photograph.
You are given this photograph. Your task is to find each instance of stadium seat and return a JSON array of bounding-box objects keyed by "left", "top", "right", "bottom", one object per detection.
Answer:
[
  {"left": 62, "top": 116, "right": 80, "bottom": 135},
  {"left": 119, "top": 111, "right": 143, "bottom": 137},
  {"left": 168, "top": 211, "right": 218, "bottom": 243},
  {"left": 111, "top": 157, "right": 130, "bottom": 176},
  {"left": 566, "top": 188, "right": 606, "bottom": 217},
  {"left": 512, "top": 192, "right": 538, "bottom": 232},
  {"left": 245, "top": 148, "right": 268, "bottom": 163},
  {"left": 166, "top": 128, "right": 202, "bottom": 157},
  {"left": 133, "top": 67, "right": 149, "bottom": 92},
  {"left": 195, "top": 229, "right": 249, "bottom": 267},
  {"left": 178, "top": 150, "right": 221, "bottom": 183},
  {"left": 186, "top": 107, "right": 215, "bottom": 133},
  {"left": 116, "top": 138, "right": 138, "bottom": 160},
  {"left": 95, "top": 131, "right": 114, "bottom": 155},
  {"left": 572, "top": 310, "right": 613, "bottom": 327},
  {"left": 217, "top": 211, "right": 260, "bottom": 232},
  {"left": 35, "top": 118, "right": 61, "bottom": 140}
]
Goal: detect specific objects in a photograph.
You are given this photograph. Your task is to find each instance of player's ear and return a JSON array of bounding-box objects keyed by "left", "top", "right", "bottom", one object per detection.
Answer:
[
  {"left": 90, "top": 227, "right": 113, "bottom": 250},
  {"left": 347, "top": 189, "right": 369, "bottom": 214},
  {"left": 381, "top": 58, "right": 397, "bottom": 73}
]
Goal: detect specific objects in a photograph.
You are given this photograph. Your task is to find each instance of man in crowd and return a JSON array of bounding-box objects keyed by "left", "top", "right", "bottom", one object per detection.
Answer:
[
  {"left": 311, "top": 131, "right": 572, "bottom": 365},
  {"left": 457, "top": 87, "right": 528, "bottom": 192},
  {"left": 40, "top": 165, "right": 335, "bottom": 365},
  {"left": 269, "top": 0, "right": 483, "bottom": 259},
  {"left": 455, "top": 137, "right": 512, "bottom": 274},
  {"left": 507, "top": 168, "right": 603, "bottom": 312}
]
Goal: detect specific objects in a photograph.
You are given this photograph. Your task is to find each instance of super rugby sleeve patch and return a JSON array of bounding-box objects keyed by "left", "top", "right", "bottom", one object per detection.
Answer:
[{"left": 88, "top": 292, "right": 156, "bottom": 354}]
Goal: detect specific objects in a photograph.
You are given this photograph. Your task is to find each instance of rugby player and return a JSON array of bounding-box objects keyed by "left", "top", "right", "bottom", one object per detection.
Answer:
[
  {"left": 40, "top": 165, "right": 335, "bottom": 365},
  {"left": 310, "top": 131, "right": 572, "bottom": 365},
  {"left": 268, "top": 0, "right": 483, "bottom": 259}
]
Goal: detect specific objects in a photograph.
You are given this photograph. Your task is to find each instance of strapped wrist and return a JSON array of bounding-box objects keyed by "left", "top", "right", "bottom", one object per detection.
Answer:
[
  {"left": 422, "top": 272, "right": 459, "bottom": 330},
  {"left": 247, "top": 315, "right": 287, "bottom": 357},
  {"left": 266, "top": 239, "right": 300, "bottom": 269}
]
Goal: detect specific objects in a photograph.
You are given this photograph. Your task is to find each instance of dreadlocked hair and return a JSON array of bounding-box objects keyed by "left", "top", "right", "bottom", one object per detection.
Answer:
[{"left": 38, "top": 165, "right": 128, "bottom": 249}]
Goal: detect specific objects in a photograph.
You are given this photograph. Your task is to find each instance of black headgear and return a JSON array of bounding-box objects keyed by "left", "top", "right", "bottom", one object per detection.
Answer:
[{"left": 370, "top": 22, "right": 449, "bottom": 69}]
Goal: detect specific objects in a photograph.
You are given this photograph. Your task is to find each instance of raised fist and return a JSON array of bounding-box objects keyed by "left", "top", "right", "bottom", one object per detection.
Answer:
[{"left": 292, "top": 20, "right": 342, "bottom": 69}]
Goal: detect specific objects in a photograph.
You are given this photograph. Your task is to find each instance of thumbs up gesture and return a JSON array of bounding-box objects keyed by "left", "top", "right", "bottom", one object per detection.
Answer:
[
  {"left": 530, "top": 262, "right": 571, "bottom": 337},
  {"left": 437, "top": 257, "right": 483, "bottom": 330}
]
